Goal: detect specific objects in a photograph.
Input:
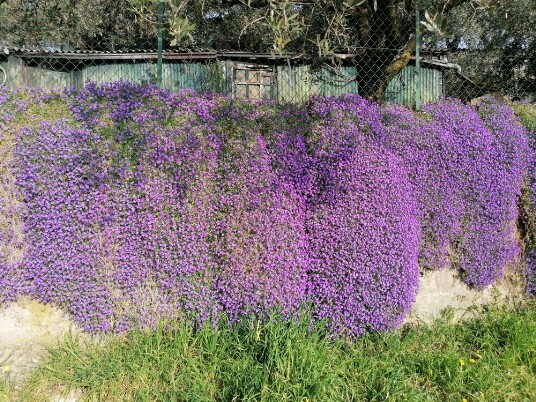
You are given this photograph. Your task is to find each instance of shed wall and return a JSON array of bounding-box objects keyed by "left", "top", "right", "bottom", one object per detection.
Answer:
[
  {"left": 1, "top": 57, "right": 71, "bottom": 90},
  {"left": 277, "top": 64, "right": 358, "bottom": 102},
  {"left": 385, "top": 65, "right": 443, "bottom": 106},
  {"left": 1, "top": 55, "right": 444, "bottom": 107},
  {"left": 79, "top": 62, "right": 222, "bottom": 93}
]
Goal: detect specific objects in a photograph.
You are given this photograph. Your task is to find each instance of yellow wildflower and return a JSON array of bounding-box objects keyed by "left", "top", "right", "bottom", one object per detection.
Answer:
[
  {"left": 469, "top": 358, "right": 477, "bottom": 364},
  {"left": 2, "top": 365, "right": 11, "bottom": 373},
  {"left": 459, "top": 359, "right": 466, "bottom": 366}
]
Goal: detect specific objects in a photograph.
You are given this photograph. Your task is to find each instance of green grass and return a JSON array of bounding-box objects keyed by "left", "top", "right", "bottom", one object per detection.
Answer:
[
  {"left": 0, "top": 376, "right": 12, "bottom": 402},
  {"left": 513, "top": 102, "right": 536, "bottom": 133},
  {"left": 15, "top": 301, "right": 536, "bottom": 401},
  {"left": 1, "top": 352, "right": 13, "bottom": 402}
]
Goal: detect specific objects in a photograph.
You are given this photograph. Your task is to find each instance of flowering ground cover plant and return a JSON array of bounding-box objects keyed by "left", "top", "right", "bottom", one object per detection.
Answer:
[
  {"left": 0, "top": 82, "right": 531, "bottom": 338},
  {"left": 513, "top": 102, "right": 536, "bottom": 295}
]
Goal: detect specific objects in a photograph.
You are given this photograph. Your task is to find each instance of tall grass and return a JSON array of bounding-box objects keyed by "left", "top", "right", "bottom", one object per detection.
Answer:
[
  {"left": 17, "top": 301, "right": 536, "bottom": 401},
  {"left": 0, "top": 372, "right": 11, "bottom": 401}
]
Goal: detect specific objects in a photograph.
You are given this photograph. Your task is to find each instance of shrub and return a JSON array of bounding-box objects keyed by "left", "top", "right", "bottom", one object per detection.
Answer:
[
  {"left": 210, "top": 101, "right": 310, "bottom": 322},
  {"left": 0, "top": 88, "right": 45, "bottom": 305},
  {"left": 415, "top": 99, "right": 527, "bottom": 287}
]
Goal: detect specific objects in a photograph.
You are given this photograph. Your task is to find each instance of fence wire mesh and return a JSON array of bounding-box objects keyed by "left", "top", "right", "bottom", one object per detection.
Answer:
[{"left": 0, "top": 0, "right": 534, "bottom": 107}]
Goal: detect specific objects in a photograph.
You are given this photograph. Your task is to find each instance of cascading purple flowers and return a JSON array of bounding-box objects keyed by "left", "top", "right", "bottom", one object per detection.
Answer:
[
  {"left": 422, "top": 100, "right": 528, "bottom": 287},
  {"left": 0, "top": 87, "right": 47, "bottom": 305},
  {"left": 210, "top": 103, "right": 310, "bottom": 322},
  {"left": 512, "top": 102, "right": 536, "bottom": 296},
  {"left": 305, "top": 96, "right": 420, "bottom": 336},
  {"left": 14, "top": 118, "right": 115, "bottom": 331},
  {"left": 0, "top": 82, "right": 531, "bottom": 337},
  {"left": 318, "top": 95, "right": 530, "bottom": 289}
]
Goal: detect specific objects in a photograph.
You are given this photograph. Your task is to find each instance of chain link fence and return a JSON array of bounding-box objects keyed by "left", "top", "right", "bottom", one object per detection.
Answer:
[
  {"left": 442, "top": 52, "right": 536, "bottom": 101},
  {"left": 0, "top": 1, "right": 534, "bottom": 107}
]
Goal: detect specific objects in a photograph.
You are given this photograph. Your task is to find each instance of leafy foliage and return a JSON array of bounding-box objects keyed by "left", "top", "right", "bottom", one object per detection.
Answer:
[{"left": 445, "top": 0, "right": 535, "bottom": 98}]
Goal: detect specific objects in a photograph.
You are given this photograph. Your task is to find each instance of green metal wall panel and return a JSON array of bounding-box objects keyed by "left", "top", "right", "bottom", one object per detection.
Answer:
[
  {"left": 2, "top": 55, "right": 442, "bottom": 107},
  {"left": 81, "top": 63, "right": 151, "bottom": 86},
  {"left": 386, "top": 65, "right": 442, "bottom": 107},
  {"left": 163, "top": 62, "right": 223, "bottom": 93},
  {"left": 317, "top": 66, "right": 358, "bottom": 98},
  {"left": 80, "top": 62, "right": 220, "bottom": 93},
  {"left": 277, "top": 64, "right": 359, "bottom": 102},
  {"left": 277, "top": 64, "right": 313, "bottom": 102}
]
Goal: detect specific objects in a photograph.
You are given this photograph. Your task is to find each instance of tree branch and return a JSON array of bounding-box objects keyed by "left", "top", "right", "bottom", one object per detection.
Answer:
[{"left": 443, "top": 0, "right": 471, "bottom": 13}]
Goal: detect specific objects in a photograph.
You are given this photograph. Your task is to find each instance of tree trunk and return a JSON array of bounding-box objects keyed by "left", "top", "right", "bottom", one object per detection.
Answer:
[
  {"left": 355, "top": 0, "right": 471, "bottom": 103},
  {"left": 353, "top": 0, "right": 416, "bottom": 103},
  {"left": 361, "top": 36, "right": 416, "bottom": 103}
]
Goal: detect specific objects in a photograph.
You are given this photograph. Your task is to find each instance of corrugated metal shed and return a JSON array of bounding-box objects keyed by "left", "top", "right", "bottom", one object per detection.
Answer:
[{"left": 0, "top": 46, "right": 448, "bottom": 106}]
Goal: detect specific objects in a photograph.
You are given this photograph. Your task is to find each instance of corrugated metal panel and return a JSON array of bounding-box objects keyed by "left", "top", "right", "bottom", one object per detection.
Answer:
[
  {"left": 277, "top": 64, "right": 359, "bottom": 102},
  {"left": 277, "top": 64, "right": 313, "bottom": 102},
  {"left": 163, "top": 62, "right": 219, "bottom": 92},
  {"left": 386, "top": 65, "right": 442, "bottom": 107},
  {"left": 81, "top": 63, "right": 151, "bottom": 86},
  {"left": 80, "top": 62, "right": 220, "bottom": 93},
  {"left": 4, "top": 47, "right": 218, "bottom": 60},
  {"left": 317, "top": 66, "right": 358, "bottom": 97}
]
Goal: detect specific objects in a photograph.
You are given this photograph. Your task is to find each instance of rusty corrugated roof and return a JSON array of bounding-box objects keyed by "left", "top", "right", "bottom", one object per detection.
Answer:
[
  {"left": 2, "top": 46, "right": 219, "bottom": 60},
  {"left": 0, "top": 46, "right": 310, "bottom": 61},
  {"left": 1, "top": 46, "right": 447, "bottom": 63}
]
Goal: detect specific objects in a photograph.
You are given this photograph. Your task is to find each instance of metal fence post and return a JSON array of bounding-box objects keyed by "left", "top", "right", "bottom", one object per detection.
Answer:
[
  {"left": 157, "top": 0, "right": 164, "bottom": 87},
  {"left": 415, "top": 5, "right": 421, "bottom": 111}
]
